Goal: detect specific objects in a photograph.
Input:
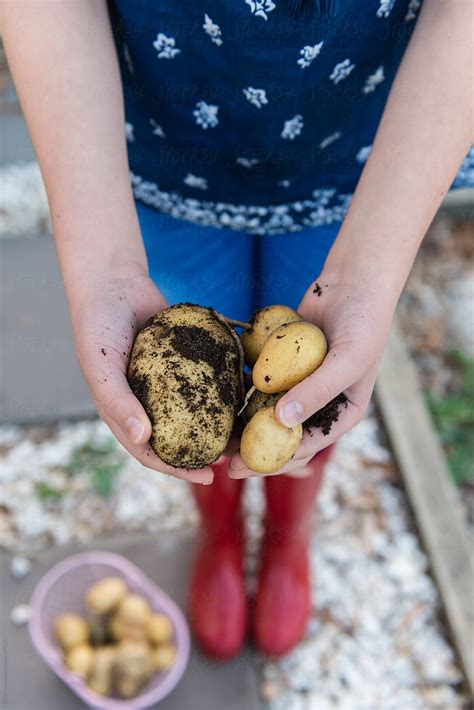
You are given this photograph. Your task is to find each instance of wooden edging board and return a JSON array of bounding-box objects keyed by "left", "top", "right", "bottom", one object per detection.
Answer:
[{"left": 375, "top": 319, "right": 474, "bottom": 696}]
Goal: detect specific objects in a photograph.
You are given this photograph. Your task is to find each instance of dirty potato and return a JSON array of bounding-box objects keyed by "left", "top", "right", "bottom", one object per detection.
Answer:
[
  {"left": 151, "top": 644, "right": 178, "bottom": 673},
  {"left": 240, "top": 406, "right": 303, "bottom": 474},
  {"left": 243, "top": 389, "right": 286, "bottom": 423},
  {"left": 241, "top": 305, "right": 302, "bottom": 367},
  {"left": 65, "top": 644, "right": 95, "bottom": 680},
  {"left": 108, "top": 615, "right": 147, "bottom": 643},
  {"left": 253, "top": 321, "right": 327, "bottom": 394},
  {"left": 86, "top": 577, "right": 128, "bottom": 616},
  {"left": 128, "top": 304, "right": 244, "bottom": 468},
  {"left": 146, "top": 613, "right": 173, "bottom": 646},
  {"left": 116, "top": 594, "right": 151, "bottom": 628},
  {"left": 88, "top": 646, "right": 117, "bottom": 696},
  {"left": 54, "top": 613, "right": 89, "bottom": 651},
  {"left": 114, "top": 640, "right": 154, "bottom": 699}
]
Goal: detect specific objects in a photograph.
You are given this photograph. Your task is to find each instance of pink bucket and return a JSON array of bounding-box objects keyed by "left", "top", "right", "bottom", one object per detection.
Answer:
[{"left": 29, "top": 551, "right": 191, "bottom": 709}]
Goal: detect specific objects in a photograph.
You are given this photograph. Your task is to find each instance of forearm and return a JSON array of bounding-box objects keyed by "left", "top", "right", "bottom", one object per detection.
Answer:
[
  {"left": 324, "top": 0, "right": 473, "bottom": 300},
  {"left": 2, "top": 0, "right": 146, "bottom": 301}
]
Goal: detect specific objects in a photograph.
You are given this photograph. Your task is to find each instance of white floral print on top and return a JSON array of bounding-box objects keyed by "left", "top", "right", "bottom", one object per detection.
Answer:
[
  {"left": 131, "top": 172, "right": 352, "bottom": 235},
  {"left": 376, "top": 0, "right": 395, "bottom": 18},
  {"left": 203, "top": 14, "right": 223, "bottom": 45},
  {"left": 125, "top": 122, "right": 134, "bottom": 142},
  {"left": 405, "top": 0, "right": 422, "bottom": 21},
  {"left": 278, "top": 180, "right": 291, "bottom": 188},
  {"left": 236, "top": 157, "right": 260, "bottom": 168},
  {"left": 281, "top": 115, "right": 304, "bottom": 140},
  {"left": 297, "top": 42, "right": 324, "bottom": 69},
  {"left": 243, "top": 87, "right": 268, "bottom": 108},
  {"left": 302, "top": 191, "right": 352, "bottom": 228},
  {"left": 362, "top": 66, "right": 385, "bottom": 94},
  {"left": 245, "top": 0, "right": 276, "bottom": 21},
  {"left": 319, "top": 132, "right": 341, "bottom": 150},
  {"left": 193, "top": 101, "right": 219, "bottom": 129},
  {"left": 184, "top": 173, "right": 208, "bottom": 190},
  {"left": 329, "top": 59, "right": 355, "bottom": 84},
  {"left": 356, "top": 145, "right": 372, "bottom": 163},
  {"left": 149, "top": 119, "right": 166, "bottom": 138},
  {"left": 153, "top": 33, "right": 181, "bottom": 59}
]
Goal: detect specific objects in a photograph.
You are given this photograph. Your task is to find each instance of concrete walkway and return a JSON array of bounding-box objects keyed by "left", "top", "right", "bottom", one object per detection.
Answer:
[{"left": 0, "top": 236, "right": 95, "bottom": 423}]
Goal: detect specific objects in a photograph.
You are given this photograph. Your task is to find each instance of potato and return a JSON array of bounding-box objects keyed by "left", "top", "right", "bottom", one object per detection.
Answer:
[
  {"left": 86, "top": 577, "right": 127, "bottom": 615},
  {"left": 241, "top": 305, "right": 302, "bottom": 367},
  {"left": 116, "top": 594, "right": 152, "bottom": 628},
  {"left": 114, "top": 640, "right": 153, "bottom": 699},
  {"left": 128, "top": 303, "right": 244, "bottom": 468},
  {"left": 240, "top": 407, "right": 303, "bottom": 474},
  {"left": 147, "top": 613, "right": 173, "bottom": 646},
  {"left": 253, "top": 322, "right": 327, "bottom": 393},
  {"left": 88, "top": 646, "right": 117, "bottom": 696},
  {"left": 244, "top": 389, "right": 286, "bottom": 423},
  {"left": 109, "top": 615, "right": 147, "bottom": 643},
  {"left": 151, "top": 644, "right": 178, "bottom": 673},
  {"left": 65, "top": 643, "right": 95, "bottom": 680},
  {"left": 54, "top": 613, "right": 89, "bottom": 651}
]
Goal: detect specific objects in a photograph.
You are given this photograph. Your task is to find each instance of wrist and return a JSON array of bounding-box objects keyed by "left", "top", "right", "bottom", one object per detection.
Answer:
[
  {"left": 322, "top": 227, "right": 412, "bottom": 305},
  {"left": 65, "top": 251, "right": 147, "bottom": 295}
]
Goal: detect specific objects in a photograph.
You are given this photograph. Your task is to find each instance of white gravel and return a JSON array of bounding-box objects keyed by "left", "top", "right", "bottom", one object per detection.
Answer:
[
  {"left": 0, "top": 161, "right": 51, "bottom": 238},
  {"left": 0, "top": 412, "right": 467, "bottom": 706}
]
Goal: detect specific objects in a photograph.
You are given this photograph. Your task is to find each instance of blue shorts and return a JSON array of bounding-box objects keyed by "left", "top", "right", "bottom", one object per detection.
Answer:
[{"left": 136, "top": 202, "right": 339, "bottom": 322}]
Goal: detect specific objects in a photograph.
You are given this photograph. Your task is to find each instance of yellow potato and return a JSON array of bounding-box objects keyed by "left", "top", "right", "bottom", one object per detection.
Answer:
[
  {"left": 147, "top": 613, "right": 173, "bottom": 646},
  {"left": 87, "top": 646, "right": 117, "bottom": 696},
  {"left": 241, "top": 305, "right": 302, "bottom": 367},
  {"left": 86, "top": 577, "right": 128, "bottom": 615},
  {"left": 240, "top": 407, "right": 303, "bottom": 474},
  {"left": 151, "top": 644, "right": 178, "bottom": 672},
  {"left": 65, "top": 643, "right": 95, "bottom": 680},
  {"left": 244, "top": 389, "right": 286, "bottom": 423},
  {"left": 116, "top": 594, "right": 152, "bottom": 628},
  {"left": 109, "top": 615, "right": 147, "bottom": 643},
  {"left": 114, "top": 640, "right": 153, "bottom": 699},
  {"left": 54, "top": 613, "right": 89, "bottom": 651},
  {"left": 128, "top": 303, "right": 244, "bottom": 468},
  {"left": 253, "top": 322, "right": 327, "bottom": 393}
]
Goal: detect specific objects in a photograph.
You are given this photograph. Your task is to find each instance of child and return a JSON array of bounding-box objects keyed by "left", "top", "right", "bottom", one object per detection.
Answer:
[{"left": 2, "top": 0, "right": 472, "bottom": 658}]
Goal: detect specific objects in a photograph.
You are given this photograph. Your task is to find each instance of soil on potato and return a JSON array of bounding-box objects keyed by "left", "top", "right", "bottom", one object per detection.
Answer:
[
  {"left": 304, "top": 393, "right": 348, "bottom": 436},
  {"left": 170, "top": 324, "right": 240, "bottom": 409}
]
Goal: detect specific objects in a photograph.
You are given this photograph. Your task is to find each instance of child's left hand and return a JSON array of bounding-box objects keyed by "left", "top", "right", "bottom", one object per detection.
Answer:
[{"left": 228, "top": 270, "right": 396, "bottom": 478}]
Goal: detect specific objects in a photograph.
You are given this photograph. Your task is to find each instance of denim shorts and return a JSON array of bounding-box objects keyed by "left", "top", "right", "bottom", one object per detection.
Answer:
[{"left": 137, "top": 202, "right": 339, "bottom": 322}]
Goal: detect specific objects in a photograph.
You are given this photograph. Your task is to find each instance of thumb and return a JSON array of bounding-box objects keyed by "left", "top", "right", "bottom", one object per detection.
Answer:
[
  {"left": 80, "top": 346, "right": 151, "bottom": 446},
  {"left": 275, "top": 347, "right": 362, "bottom": 427}
]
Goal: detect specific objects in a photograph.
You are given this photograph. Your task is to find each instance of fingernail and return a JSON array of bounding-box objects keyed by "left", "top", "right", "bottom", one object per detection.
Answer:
[
  {"left": 280, "top": 401, "right": 304, "bottom": 427},
  {"left": 230, "top": 458, "right": 245, "bottom": 471},
  {"left": 203, "top": 475, "right": 214, "bottom": 485},
  {"left": 125, "top": 416, "right": 146, "bottom": 444}
]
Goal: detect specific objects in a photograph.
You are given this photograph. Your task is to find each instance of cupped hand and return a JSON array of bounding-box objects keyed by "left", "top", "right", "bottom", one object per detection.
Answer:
[
  {"left": 70, "top": 271, "right": 214, "bottom": 485},
  {"left": 229, "top": 272, "right": 396, "bottom": 479}
]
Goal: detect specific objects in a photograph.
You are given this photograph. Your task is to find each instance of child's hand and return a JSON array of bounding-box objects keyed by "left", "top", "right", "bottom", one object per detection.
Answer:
[
  {"left": 229, "top": 273, "right": 395, "bottom": 478},
  {"left": 70, "top": 273, "right": 214, "bottom": 485}
]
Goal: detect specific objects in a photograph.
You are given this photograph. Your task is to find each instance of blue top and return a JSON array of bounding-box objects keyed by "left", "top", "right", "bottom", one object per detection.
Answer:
[{"left": 109, "top": 0, "right": 474, "bottom": 235}]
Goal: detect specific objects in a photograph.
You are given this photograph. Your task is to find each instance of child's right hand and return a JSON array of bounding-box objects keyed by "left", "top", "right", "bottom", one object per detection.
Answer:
[{"left": 69, "top": 272, "right": 214, "bottom": 485}]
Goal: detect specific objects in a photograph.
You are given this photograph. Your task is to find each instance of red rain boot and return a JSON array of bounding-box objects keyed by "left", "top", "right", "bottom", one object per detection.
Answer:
[
  {"left": 253, "top": 446, "right": 333, "bottom": 657},
  {"left": 188, "top": 457, "right": 247, "bottom": 660}
]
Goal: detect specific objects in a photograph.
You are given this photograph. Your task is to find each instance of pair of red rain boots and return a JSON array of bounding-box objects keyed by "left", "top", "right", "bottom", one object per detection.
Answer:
[{"left": 187, "top": 447, "right": 333, "bottom": 659}]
